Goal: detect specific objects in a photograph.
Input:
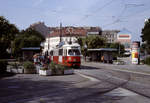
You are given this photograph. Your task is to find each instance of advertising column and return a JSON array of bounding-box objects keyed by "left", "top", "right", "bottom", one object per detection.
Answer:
[{"left": 131, "top": 41, "right": 140, "bottom": 64}]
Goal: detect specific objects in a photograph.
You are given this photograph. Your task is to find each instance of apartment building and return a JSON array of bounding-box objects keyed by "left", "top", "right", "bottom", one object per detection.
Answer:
[
  {"left": 101, "top": 30, "right": 120, "bottom": 43},
  {"left": 117, "top": 29, "right": 132, "bottom": 51}
]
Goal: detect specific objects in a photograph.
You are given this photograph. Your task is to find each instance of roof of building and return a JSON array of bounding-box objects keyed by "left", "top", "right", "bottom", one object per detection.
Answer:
[
  {"left": 48, "top": 27, "right": 87, "bottom": 37},
  {"left": 47, "top": 26, "right": 102, "bottom": 37}
]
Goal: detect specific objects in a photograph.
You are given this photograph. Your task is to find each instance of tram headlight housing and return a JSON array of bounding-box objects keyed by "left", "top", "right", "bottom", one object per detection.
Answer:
[{"left": 68, "top": 57, "right": 72, "bottom": 61}]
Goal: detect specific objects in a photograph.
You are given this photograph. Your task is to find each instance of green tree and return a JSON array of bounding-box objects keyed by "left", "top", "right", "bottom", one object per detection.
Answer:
[
  {"left": 141, "top": 18, "right": 150, "bottom": 53},
  {"left": 105, "top": 43, "right": 125, "bottom": 55},
  {"left": 110, "top": 43, "right": 125, "bottom": 55},
  {"left": 13, "top": 28, "right": 45, "bottom": 57},
  {"left": 0, "top": 16, "right": 19, "bottom": 58},
  {"left": 86, "top": 35, "right": 106, "bottom": 49},
  {"left": 77, "top": 35, "right": 106, "bottom": 56}
]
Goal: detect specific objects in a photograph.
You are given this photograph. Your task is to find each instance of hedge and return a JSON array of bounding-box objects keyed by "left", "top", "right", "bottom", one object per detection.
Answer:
[
  {"left": 145, "top": 57, "right": 150, "bottom": 65},
  {"left": 0, "top": 60, "right": 8, "bottom": 74}
]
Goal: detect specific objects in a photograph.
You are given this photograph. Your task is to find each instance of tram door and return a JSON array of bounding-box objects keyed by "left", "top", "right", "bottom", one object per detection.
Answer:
[{"left": 64, "top": 49, "right": 67, "bottom": 64}]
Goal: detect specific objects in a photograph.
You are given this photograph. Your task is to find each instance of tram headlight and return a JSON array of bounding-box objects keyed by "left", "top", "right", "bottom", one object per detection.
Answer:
[{"left": 68, "top": 57, "right": 72, "bottom": 61}]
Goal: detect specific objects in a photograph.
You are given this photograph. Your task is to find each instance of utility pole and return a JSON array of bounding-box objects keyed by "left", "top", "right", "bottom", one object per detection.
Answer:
[
  {"left": 66, "top": 27, "right": 73, "bottom": 44},
  {"left": 119, "top": 43, "right": 120, "bottom": 55},
  {"left": 60, "top": 22, "right": 62, "bottom": 43},
  {"left": 48, "top": 34, "right": 50, "bottom": 50}
]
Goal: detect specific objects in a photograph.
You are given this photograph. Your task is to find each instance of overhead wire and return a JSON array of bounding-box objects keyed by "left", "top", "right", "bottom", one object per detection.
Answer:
[
  {"left": 50, "top": 0, "right": 147, "bottom": 30},
  {"left": 102, "top": 0, "right": 127, "bottom": 27},
  {"left": 80, "top": 0, "right": 116, "bottom": 21},
  {"left": 102, "top": 1, "right": 145, "bottom": 28}
]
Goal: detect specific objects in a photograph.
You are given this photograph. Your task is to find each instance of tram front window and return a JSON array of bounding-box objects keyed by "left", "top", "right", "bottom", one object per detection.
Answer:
[{"left": 68, "top": 49, "right": 80, "bottom": 56}]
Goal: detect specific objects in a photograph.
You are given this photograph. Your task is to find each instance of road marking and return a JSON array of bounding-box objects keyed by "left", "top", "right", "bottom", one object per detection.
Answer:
[
  {"left": 76, "top": 72, "right": 140, "bottom": 97},
  {"left": 76, "top": 72, "right": 99, "bottom": 82},
  {"left": 105, "top": 87, "right": 138, "bottom": 96}
]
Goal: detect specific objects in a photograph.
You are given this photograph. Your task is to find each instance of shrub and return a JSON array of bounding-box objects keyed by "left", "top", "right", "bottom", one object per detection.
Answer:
[
  {"left": 23, "top": 61, "right": 35, "bottom": 69},
  {"left": 49, "top": 62, "right": 71, "bottom": 75},
  {"left": 49, "top": 62, "right": 56, "bottom": 70},
  {"left": 0, "top": 60, "right": 8, "bottom": 74},
  {"left": 145, "top": 57, "right": 150, "bottom": 65},
  {"left": 9, "top": 62, "right": 20, "bottom": 69},
  {"left": 40, "top": 64, "right": 49, "bottom": 70},
  {"left": 49, "top": 62, "right": 57, "bottom": 74},
  {"left": 23, "top": 61, "right": 35, "bottom": 74}
]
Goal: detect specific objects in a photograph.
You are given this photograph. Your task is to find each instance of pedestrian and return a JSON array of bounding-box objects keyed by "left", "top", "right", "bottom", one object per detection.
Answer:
[{"left": 33, "top": 54, "right": 38, "bottom": 65}]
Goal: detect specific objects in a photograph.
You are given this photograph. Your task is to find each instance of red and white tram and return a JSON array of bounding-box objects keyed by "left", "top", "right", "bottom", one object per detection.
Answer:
[{"left": 49, "top": 42, "right": 81, "bottom": 68}]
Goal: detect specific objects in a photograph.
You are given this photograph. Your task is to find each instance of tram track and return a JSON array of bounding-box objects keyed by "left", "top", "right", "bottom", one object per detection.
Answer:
[
  {"left": 75, "top": 65, "right": 150, "bottom": 99},
  {"left": 76, "top": 70, "right": 131, "bottom": 93}
]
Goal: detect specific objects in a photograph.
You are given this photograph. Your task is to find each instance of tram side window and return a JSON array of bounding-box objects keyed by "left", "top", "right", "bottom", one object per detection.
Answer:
[
  {"left": 53, "top": 50, "right": 58, "bottom": 56},
  {"left": 68, "top": 49, "right": 80, "bottom": 55},
  {"left": 59, "top": 49, "right": 63, "bottom": 55}
]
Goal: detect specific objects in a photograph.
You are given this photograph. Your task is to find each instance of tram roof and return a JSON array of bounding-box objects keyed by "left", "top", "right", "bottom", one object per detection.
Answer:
[
  {"left": 63, "top": 43, "right": 80, "bottom": 47},
  {"left": 21, "top": 47, "right": 41, "bottom": 51}
]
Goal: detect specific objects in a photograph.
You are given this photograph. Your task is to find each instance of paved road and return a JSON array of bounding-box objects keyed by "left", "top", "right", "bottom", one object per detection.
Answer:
[
  {"left": 75, "top": 59, "right": 150, "bottom": 102},
  {"left": 0, "top": 72, "right": 150, "bottom": 103},
  {"left": 0, "top": 73, "right": 125, "bottom": 103},
  {"left": 1, "top": 58, "right": 150, "bottom": 103}
]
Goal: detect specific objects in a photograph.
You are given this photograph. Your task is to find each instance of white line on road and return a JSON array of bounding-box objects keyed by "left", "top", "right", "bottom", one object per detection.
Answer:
[
  {"left": 105, "top": 87, "right": 138, "bottom": 96},
  {"left": 76, "top": 72, "right": 99, "bottom": 82},
  {"left": 76, "top": 72, "right": 141, "bottom": 97}
]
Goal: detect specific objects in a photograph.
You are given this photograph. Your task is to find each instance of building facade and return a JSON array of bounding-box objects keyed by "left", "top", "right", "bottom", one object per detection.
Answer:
[
  {"left": 117, "top": 29, "right": 132, "bottom": 51},
  {"left": 43, "top": 26, "right": 102, "bottom": 54},
  {"left": 101, "top": 30, "right": 120, "bottom": 43},
  {"left": 43, "top": 27, "right": 87, "bottom": 53}
]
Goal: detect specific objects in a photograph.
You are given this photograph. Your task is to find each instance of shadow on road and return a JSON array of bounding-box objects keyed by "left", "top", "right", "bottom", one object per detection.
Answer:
[
  {"left": 76, "top": 65, "right": 101, "bottom": 70},
  {"left": 0, "top": 74, "right": 127, "bottom": 103},
  {"left": 0, "top": 72, "right": 16, "bottom": 79}
]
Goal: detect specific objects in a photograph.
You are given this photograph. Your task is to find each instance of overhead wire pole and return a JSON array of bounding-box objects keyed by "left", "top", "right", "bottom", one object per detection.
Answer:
[
  {"left": 60, "top": 22, "right": 62, "bottom": 43},
  {"left": 48, "top": 34, "right": 50, "bottom": 50}
]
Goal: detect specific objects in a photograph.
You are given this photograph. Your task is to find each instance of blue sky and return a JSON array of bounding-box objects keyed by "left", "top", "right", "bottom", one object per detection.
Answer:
[{"left": 0, "top": 0, "right": 150, "bottom": 41}]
